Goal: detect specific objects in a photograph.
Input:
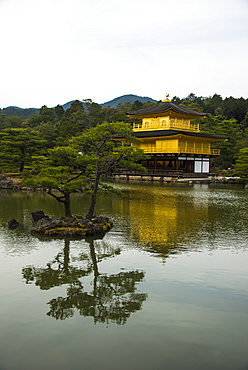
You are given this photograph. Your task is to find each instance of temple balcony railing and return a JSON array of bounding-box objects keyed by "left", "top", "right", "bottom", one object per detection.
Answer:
[
  {"left": 133, "top": 122, "right": 200, "bottom": 132},
  {"left": 139, "top": 146, "right": 220, "bottom": 155}
]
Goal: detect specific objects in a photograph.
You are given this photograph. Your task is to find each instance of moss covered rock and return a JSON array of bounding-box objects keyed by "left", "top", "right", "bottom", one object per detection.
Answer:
[{"left": 31, "top": 212, "right": 113, "bottom": 238}]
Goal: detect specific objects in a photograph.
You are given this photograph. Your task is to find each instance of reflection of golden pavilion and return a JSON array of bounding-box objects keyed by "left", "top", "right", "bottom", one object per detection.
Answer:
[
  {"left": 129, "top": 194, "right": 177, "bottom": 248},
  {"left": 112, "top": 184, "right": 210, "bottom": 258},
  {"left": 126, "top": 97, "right": 228, "bottom": 176}
]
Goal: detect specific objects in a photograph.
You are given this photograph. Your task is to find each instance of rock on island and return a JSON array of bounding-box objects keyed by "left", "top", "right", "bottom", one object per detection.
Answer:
[{"left": 31, "top": 211, "right": 113, "bottom": 238}]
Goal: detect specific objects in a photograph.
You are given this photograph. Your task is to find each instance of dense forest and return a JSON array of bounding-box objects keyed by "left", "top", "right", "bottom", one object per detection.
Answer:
[{"left": 0, "top": 94, "right": 247, "bottom": 175}]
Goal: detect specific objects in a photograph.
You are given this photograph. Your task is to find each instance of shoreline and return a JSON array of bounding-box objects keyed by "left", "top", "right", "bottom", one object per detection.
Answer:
[
  {"left": 109, "top": 174, "right": 247, "bottom": 185},
  {"left": 0, "top": 173, "right": 247, "bottom": 190}
]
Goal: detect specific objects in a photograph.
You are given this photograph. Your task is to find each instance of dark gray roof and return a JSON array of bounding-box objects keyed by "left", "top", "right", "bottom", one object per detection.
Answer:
[
  {"left": 126, "top": 101, "right": 207, "bottom": 117},
  {"left": 132, "top": 130, "right": 228, "bottom": 140}
]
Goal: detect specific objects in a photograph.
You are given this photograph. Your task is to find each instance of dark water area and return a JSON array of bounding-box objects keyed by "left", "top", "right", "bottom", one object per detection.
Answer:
[{"left": 0, "top": 182, "right": 248, "bottom": 370}]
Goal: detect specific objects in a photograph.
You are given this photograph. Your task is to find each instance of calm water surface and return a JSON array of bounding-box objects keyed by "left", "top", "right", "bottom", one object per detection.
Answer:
[{"left": 0, "top": 182, "right": 248, "bottom": 370}]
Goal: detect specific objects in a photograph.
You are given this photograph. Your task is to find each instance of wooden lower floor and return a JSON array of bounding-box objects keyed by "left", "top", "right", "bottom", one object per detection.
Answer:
[{"left": 113, "top": 153, "right": 214, "bottom": 178}]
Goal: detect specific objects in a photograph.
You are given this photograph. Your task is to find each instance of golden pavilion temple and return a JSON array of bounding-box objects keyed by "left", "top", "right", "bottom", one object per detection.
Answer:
[{"left": 125, "top": 97, "right": 228, "bottom": 176}]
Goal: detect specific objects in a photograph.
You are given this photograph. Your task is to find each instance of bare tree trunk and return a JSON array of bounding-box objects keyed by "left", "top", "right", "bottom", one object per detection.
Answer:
[
  {"left": 47, "top": 189, "right": 72, "bottom": 218},
  {"left": 64, "top": 193, "right": 72, "bottom": 218},
  {"left": 86, "top": 172, "right": 100, "bottom": 219},
  {"left": 19, "top": 161, "right": 25, "bottom": 172}
]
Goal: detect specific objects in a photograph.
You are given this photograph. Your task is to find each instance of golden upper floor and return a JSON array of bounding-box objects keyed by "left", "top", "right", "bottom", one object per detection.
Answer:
[
  {"left": 133, "top": 116, "right": 200, "bottom": 132},
  {"left": 127, "top": 100, "right": 206, "bottom": 133}
]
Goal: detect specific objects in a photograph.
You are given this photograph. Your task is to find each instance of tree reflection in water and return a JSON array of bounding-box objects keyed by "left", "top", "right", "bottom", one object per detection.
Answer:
[{"left": 22, "top": 238, "right": 147, "bottom": 325}]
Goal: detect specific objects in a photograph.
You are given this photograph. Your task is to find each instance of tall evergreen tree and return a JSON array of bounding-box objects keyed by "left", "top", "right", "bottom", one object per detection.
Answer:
[{"left": 0, "top": 128, "right": 45, "bottom": 172}]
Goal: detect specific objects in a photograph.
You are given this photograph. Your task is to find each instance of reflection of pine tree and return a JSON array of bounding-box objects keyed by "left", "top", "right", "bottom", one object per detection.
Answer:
[
  {"left": 22, "top": 239, "right": 92, "bottom": 290},
  {"left": 47, "top": 270, "right": 147, "bottom": 325},
  {"left": 22, "top": 239, "right": 147, "bottom": 325}
]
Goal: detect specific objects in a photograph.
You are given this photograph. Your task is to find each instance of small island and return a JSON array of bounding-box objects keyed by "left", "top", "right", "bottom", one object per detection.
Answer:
[{"left": 31, "top": 211, "right": 113, "bottom": 238}]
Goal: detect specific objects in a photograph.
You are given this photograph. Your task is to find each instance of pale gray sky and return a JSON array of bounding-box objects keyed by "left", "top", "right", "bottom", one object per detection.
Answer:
[{"left": 0, "top": 0, "right": 248, "bottom": 108}]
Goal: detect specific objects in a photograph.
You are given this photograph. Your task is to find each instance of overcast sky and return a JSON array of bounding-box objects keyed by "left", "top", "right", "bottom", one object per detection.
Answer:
[{"left": 0, "top": 0, "right": 248, "bottom": 108}]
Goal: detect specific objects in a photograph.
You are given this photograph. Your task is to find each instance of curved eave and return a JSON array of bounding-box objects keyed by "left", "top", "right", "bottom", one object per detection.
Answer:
[
  {"left": 127, "top": 110, "right": 206, "bottom": 120},
  {"left": 126, "top": 102, "right": 207, "bottom": 119},
  {"left": 132, "top": 130, "right": 228, "bottom": 141}
]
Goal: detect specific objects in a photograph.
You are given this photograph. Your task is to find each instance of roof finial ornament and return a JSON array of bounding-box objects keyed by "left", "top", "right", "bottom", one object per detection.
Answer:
[{"left": 163, "top": 93, "right": 170, "bottom": 102}]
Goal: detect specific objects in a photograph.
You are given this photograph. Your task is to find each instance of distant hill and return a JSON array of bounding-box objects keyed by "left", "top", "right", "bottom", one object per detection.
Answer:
[
  {"left": 0, "top": 106, "right": 38, "bottom": 119},
  {"left": 62, "top": 100, "right": 76, "bottom": 111},
  {"left": 62, "top": 94, "right": 156, "bottom": 110},
  {"left": 0, "top": 94, "right": 156, "bottom": 117},
  {"left": 100, "top": 94, "right": 156, "bottom": 108}
]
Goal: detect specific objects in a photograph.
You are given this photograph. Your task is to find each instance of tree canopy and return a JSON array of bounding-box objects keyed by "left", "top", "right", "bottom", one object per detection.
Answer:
[
  {"left": 234, "top": 148, "right": 248, "bottom": 178},
  {"left": 0, "top": 128, "right": 45, "bottom": 172},
  {"left": 1, "top": 93, "right": 247, "bottom": 177},
  {"left": 23, "top": 122, "right": 146, "bottom": 218},
  {"left": 23, "top": 146, "right": 88, "bottom": 217}
]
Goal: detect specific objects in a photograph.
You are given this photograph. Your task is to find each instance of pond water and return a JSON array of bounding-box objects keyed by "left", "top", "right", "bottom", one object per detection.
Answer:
[{"left": 0, "top": 181, "right": 248, "bottom": 370}]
